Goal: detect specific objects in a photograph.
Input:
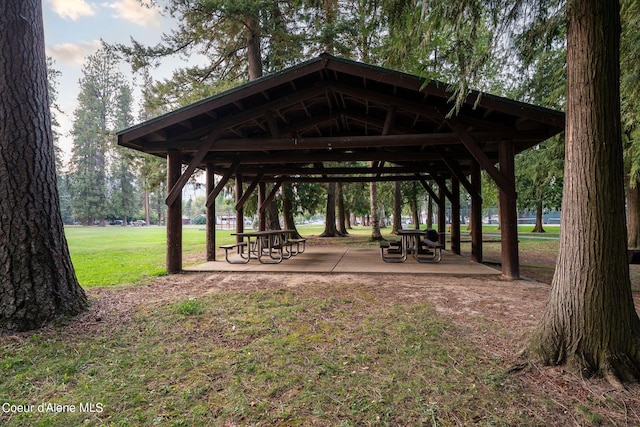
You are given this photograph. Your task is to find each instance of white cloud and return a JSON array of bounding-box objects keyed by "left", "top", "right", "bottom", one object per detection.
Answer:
[
  {"left": 46, "top": 40, "right": 102, "bottom": 66},
  {"left": 48, "top": 0, "right": 96, "bottom": 21},
  {"left": 105, "top": 0, "right": 162, "bottom": 28}
]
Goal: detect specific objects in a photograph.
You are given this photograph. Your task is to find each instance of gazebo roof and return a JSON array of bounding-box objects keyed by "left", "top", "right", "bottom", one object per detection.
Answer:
[{"left": 117, "top": 53, "right": 564, "bottom": 184}]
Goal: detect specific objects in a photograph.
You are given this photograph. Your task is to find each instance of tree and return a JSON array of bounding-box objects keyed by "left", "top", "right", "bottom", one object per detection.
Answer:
[
  {"left": 47, "top": 57, "right": 74, "bottom": 224},
  {"left": 0, "top": 0, "right": 87, "bottom": 331},
  {"left": 110, "top": 84, "right": 139, "bottom": 225},
  {"left": 69, "top": 47, "right": 127, "bottom": 225},
  {"left": 528, "top": 0, "right": 640, "bottom": 384},
  {"left": 515, "top": 138, "right": 563, "bottom": 233}
]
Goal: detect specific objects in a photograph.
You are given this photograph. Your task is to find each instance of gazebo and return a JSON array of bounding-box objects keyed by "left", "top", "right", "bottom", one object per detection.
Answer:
[{"left": 117, "top": 54, "right": 564, "bottom": 279}]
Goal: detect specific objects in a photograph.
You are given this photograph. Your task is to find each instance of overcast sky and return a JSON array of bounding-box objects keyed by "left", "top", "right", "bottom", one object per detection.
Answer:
[{"left": 42, "top": 0, "right": 179, "bottom": 161}]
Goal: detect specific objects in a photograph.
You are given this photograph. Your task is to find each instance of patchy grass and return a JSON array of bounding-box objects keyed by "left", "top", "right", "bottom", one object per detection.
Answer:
[{"left": 0, "top": 287, "right": 570, "bottom": 426}]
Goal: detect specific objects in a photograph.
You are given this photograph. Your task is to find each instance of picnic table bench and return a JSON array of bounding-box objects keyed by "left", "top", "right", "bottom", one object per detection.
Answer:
[
  {"left": 222, "top": 230, "right": 305, "bottom": 264},
  {"left": 380, "top": 229, "right": 444, "bottom": 263}
]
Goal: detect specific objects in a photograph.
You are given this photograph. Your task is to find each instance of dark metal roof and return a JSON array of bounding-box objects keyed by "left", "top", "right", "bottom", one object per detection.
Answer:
[{"left": 117, "top": 53, "right": 564, "bottom": 183}]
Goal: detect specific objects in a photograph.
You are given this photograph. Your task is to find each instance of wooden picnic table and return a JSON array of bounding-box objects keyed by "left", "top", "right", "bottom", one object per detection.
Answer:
[{"left": 224, "top": 229, "right": 305, "bottom": 264}]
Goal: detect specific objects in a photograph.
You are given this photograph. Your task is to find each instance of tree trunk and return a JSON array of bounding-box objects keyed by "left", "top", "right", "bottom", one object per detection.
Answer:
[
  {"left": 336, "top": 183, "right": 348, "bottom": 235},
  {"left": 320, "top": 182, "right": 340, "bottom": 237},
  {"left": 392, "top": 181, "right": 402, "bottom": 233},
  {"left": 528, "top": 0, "right": 640, "bottom": 383},
  {"left": 0, "top": 0, "right": 87, "bottom": 332},
  {"left": 282, "top": 183, "right": 302, "bottom": 239},
  {"left": 627, "top": 176, "right": 640, "bottom": 248},
  {"left": 411, "top": 183, "right": 420, "bottom": 229},
  {"left": 370, "top": 181, "right": 383, "bottom": 240},
  {"left": 531, "top": 197, "right": 546, "bottom": 233},
  {"left": 245, "top": 15, "right": 263, "bottom": 81}
]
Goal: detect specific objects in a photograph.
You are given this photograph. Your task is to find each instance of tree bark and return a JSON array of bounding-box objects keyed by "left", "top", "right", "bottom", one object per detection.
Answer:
[
  {"left": 0, "top": 0, "right": 88, "bottom": 331},
  {"left": 282, "top": 184, "right": 302, "bottom": 239},
  {"left": 245, "top": 15, "right": 263, "bottom": 81},
  {"left": 531, "top": 197, "right": 546, "bottom": 233},
  {"left": 392, "top": 181, "right": 402, "bottom": 233},
  {"left": 320, "top": 182, "right": 340, "bottom": 237},
  {"left": 411, "top": 183, "right": 420, "bottom": 229},
  {"left": 336, "top": 183, "right": 348, "bottom": 235},
  {"left": 370, "top": 181, "right": 383, "bottom": 240},
  {"left": 528, "top": 0, "right": 640, "bottom": 383},
  {"left": 426, "top": 194, "right": 433, "bottom": 229}
]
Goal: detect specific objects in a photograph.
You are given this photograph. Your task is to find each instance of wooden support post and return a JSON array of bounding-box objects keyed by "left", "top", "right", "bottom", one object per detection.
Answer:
[
  {"left": 166, "top": 149, "right": 182, "bottom": 274},
  {"left": 499, "top": 142, "right": 519, "bottom": 279},
  {"left": 235, "top": 175, "right": 244, "bottom": 242},
  {"left": 438, "top": 185, "right": 446, "bottom": 248},
  {"left": 451, "top": 177, "right": 461, "bottom": 255},
  {"left": 471, "top": 160, "right": 483, "bottom": 263},
  {"left": 206, "top": 163, "right": 216, "bottom": 261}
]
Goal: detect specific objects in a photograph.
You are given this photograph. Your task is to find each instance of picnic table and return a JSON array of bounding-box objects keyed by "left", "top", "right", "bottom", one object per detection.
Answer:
[
  {"left": 221, "top": 230, "right": 305, "bottom": 264},
  {"left": 380, "top": 229, "right": 444, "bottom": 263}
]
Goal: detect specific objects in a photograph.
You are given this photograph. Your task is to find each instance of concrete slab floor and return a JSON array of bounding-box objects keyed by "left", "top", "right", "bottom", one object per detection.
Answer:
[{"left": 183, "top": 246, "right": 500, "bottom": 276}]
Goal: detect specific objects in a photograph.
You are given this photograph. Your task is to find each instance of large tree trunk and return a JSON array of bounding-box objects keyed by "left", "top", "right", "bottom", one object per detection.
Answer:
[
  {"left": 336, "top": 183, "right": 348, "bottom": 235},
  {"left": 411, "top": 183, "right": 420, "bottom": 229},
  {"left": 282, "top": 184, "right": 302, "bottom": 239},
  {"left": 392, "top": 181, "right": 402, "bottom": 233},
  {"left": 0, "top": 0, "right": 88, "bottom": 332},
  {"left": 627, "top": 176, "right": 640, "bottom": 248},
  {"left": 320, "top": 182, "right": 340, "bottom": 237},
  {"left": 370, "top": 181, "right": 383, "bottom": 240},
  {"left": 245, "top": 15, "right": 263, "bottom": 81},
  {"left": 528, "top": 0, "right": 640, "bottom": 384}
]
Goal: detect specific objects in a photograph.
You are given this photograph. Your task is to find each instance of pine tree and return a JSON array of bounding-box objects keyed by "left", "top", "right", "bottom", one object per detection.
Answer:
[
  {"left": 69, "top": 47, "right": 126, "bottom": 225},
  {"left": 0, "top": 0, "right": 87, "bottom": 331}
]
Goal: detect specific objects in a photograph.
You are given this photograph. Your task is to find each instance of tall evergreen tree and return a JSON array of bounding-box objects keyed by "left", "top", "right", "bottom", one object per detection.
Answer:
[
  {"left": 69, "top": 47, "right": 126, "bottom": 225},
  {"left": 110, "top": 84, "right": 139, "bottom": 225},
  {"left": 0, "top": 0, "right": 87, "bottom": 331},
  {"left": 528, "top": 0, "right": 640, "bottom": 385}
]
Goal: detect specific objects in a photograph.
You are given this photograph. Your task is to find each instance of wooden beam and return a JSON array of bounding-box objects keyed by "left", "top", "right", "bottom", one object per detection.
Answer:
[
  {"left": 207, "top": 150, "right": 444, "bottom": 165},
  {"left": 259, "top": 177, "right": 285, "bottom": 213},
  {"left": 206, "top": 157, "right": 241, "bottom": 208},
  {"left": 447, "top": 118, "right": 516, "bottom": 197},
  {"left": 417, "top": 176, "right": 442, "bottom": 206},
  {"left": 167, "top": 132, "right": 463, "bottom": 153},
  {"left": 219, "top": 164, "right": 432, "bottom": 176},
  {"left": 265, "top": 174, "right": 432, "bottom": 183},
  {"left": 235, "top": 170, "right": 265, "bottom": 211},
  {"left": 434, "top": 147, "right": 480, "bottom": 199},
  {"left": 165, "top": 129, "right": 220, "bottom": 207}
]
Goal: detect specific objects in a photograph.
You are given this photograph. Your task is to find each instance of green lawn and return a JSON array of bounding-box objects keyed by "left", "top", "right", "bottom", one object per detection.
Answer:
[{"left": 65, "top": 226, "right": 206, "bottom": 287}]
